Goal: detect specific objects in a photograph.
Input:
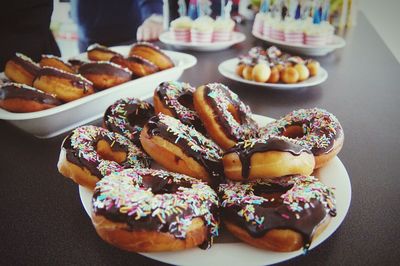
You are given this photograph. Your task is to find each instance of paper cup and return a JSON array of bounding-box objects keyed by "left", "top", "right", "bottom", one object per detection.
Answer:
[
  {"left": 191, "top": 29, "right": 213, "bottom": 43},
  {"left": 270, "top": 28, "right": 284, "bottom": 41},
  {"left": 171, "top": 28, "right": 191, "bottom": 42},
  {"left": 284, "top": 32, "right": 304, "bottom": 44}
]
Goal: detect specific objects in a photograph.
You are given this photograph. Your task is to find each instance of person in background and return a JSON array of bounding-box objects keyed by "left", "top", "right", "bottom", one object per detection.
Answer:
[
  {"left": 70, "top": 0, "right": 164, "bottom": 52},
  {"left": 0, "top": 0, "right": 61, "bottom": 71}
]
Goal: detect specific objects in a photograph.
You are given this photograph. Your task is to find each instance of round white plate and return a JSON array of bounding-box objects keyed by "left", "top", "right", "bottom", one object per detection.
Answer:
[
  {"left": 78, "top": 114, "right": 351, "bottom": 266},
  {"left": 218, "top": 58, "right": 328, "bottom": 89},
  {"left": 252, "top": 31, "right": 346, "bottom": 56},
  {"left": 159, "top": 31, "right": 246, "bottom": 51}
]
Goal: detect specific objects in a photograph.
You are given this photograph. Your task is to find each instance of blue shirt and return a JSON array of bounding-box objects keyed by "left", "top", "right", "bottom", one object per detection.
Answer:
[{"left": 71, "top": 0, "right": 163, "bottom": 47}]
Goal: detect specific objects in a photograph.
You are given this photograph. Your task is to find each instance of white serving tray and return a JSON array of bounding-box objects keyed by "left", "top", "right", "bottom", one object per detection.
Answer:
[{"left": 0, "top": 46, "right": 197, "bottom": 138}]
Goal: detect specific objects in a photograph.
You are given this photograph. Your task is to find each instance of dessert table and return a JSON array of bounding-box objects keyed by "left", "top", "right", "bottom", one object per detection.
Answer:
[{"left": 1, "top": 12, "right": 399, "bottom": 265}]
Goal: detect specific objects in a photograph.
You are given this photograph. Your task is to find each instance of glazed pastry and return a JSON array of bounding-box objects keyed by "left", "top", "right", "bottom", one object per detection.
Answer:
[
  {"left": 68, "top": 59, "right": 87, "bottom": 72},
  {"left": 78, "top": 61, "right": 132, "bottom": 90},
  {"left": 252, "top": 63, "right": 271, "bottom": 83},
  {"left": 129, "top": 42, "right": 174, "bottom": 70},
  {"left": 91, "top": 168, "right": 219, "bottom": 252},
  {"left": 219, "top": 175, "right": 336, "bottom": 252},
  {"left": 57, "top": 125, "right": 151, "bottom": 189},
  {"left": 267, "top": 66, "right": 280, "bottom": 83},
  {"left": 103, "top": 97, "right": 155, "bottom": 147},
  {"left": 39, "top": 55, "right": 75, "bottom": 73},
  {"left": 280, "top": 67, "right": 299, "bottom": 84},
  {"left": 294, "top": 64, "right": 310, "bottom": 82},
  {"left": 140, "top": 114, "right": 223, "bottom": 184},
  {"left": 223, "top": 136, "right": 315, "bottom": 181},
  {"left": 87, "top": 43, "right": 123, "bottom": 61},
  {"left": 261, "top": 108, "right": 344, "bottom": 168},
  {"left": 4, "top": 53, "right": 40, "bottom": 86},
  {"left": 193, "top": 83, "right": 259, "bottom": 150},
  {"left": 110, "top": 55, "right": 159, "bottom": 78},
  {"left": 0, "top": 83, "right": 61, "bottom": 112},
  {"left": 153, "top": 81, "right": 205, "bottom": 133},
  {"left": 33, "top": 67, "right": 94, "bottom": 102},
  {"left": 306, "top": 60, "right": 320, "bottom": 76}
]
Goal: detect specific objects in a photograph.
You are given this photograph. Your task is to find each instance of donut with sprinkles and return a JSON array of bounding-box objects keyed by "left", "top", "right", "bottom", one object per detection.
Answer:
[
  {"left": 219, "top": 175, "right": 336, "bottom": 252},
  {"left": 153, "top": 81, "right": 206, "bottom": 133},
  {"left": 193, "top": 83, "right": 259, "bottom": 150},
  {"left": 223, "top": 136, "right": 315, "bottom": 181},
  {"left": 91, "top": 168, "right": 219, "bottom": 252},
  {"left": 261, "top": 108, "right": 344, "bottom": 169},
  {"left": 57, "top": 125, "right": 151, "bottom": 189},
  {"left": 103, "top": 98, "right": 155, "bottom": 147},
  {"left": 140, "top": 113, "right": 223, "bottom": 184}
]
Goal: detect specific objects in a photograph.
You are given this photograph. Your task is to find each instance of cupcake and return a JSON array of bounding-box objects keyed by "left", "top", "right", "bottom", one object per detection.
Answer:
[
  {"left": 304, "top": 24, "right": 328, "bottom": 46},
  {"left": 270, "top": 19, "right": 285, "bottom": 41},
  {"left": 284, "top": 19, "right": 304, "bottom": 44},
  {"left": 170, "top": 16, "right": 193, "bottom": 42},
  {"left": 191, "top": 16, "right": 214, "bottom": 43},
  {"left": 262, "top": 13, "right": 273, "bottom": 38},
  {"left": 213, "top": 17, "right": 235, "bottom": 42},
  {"left": 253, "top": 12, "right": 265, "bottom": 35}
]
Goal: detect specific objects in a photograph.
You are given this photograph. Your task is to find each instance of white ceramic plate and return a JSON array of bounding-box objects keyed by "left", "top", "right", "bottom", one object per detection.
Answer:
[
  {"left": 79, "top": 114, "right": 351, "bottom": 266},
  {"left": 218, "top": 58, "right": 328, "bottom": 89},
  {"left": 0, "top": 46, "right": 197, "bottom": 138},
  {"left": 252, "top": 31, "right": 346, "bottom": 56},
  {"left": 159, "top": 31, "right": 246, "bottom": 51}
]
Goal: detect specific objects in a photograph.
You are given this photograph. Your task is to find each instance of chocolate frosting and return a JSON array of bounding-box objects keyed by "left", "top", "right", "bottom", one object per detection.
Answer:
[
  {"left": 0, "top": 83, "right": 61, "bottom": 106},
  {"left": 12, "top": 54, "right": 40, "bottom": 76},
  {"left": 79, "top": 62, "right": 132, "bottom": 78},
  {"left": 146, "top": 115, "right": 224, "bottom": 184},
  {"left": 225, "top": 137, "right": 312, "bottom": 178},
  {"left": 104, "top": 98, "right": 155, "bottom": 146},
  {"left": 36, "top": 67, "right": 93, "bottom": 92},
  {"left": 156, "top": 81, "right": 206, "bottom": 133},
  {"left": 62, "top": 131, "right": 131, "bottom": 179},
  {"left": 92, "top": 169, "right": 220, "bottom": 249},
  {"left": 220, "top": 177, "right": 337, "bottom": 250}
]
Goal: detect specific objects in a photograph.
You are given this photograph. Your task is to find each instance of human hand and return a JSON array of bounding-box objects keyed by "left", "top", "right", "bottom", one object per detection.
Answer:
[{"left": 137, "top": 15, "right": 164, "bottom": 41}]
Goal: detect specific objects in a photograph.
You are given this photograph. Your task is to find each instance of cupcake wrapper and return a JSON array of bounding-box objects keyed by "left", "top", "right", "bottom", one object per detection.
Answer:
[
  {"left": 191, "top": 30, "right": 213, "bottom": 43},
  {"left": 213, "top": 31, "right": 232, "bottom": 42},
  {"left": 305, "top": 35, "right": 327, "bottom": 45},
  {"left": 284, "top": 32, "right": 304, "bottom": 44},
  {"left": 172, "top": 29, "right": 191, "bottom": 42}
]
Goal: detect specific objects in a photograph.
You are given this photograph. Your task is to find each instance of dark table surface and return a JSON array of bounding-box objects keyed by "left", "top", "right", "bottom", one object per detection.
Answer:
[{"left": 1, "top": 12, "right": 400, "bottom": 265}]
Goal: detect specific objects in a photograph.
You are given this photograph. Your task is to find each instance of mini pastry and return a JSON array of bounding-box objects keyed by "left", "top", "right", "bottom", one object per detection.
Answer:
[
  {"left": 78, "top": 61, "right": 132, "bottom": 90},
  {"left": 306, "top": 60, "right": 320, "bottom": 76},
  {"left": 252, "top": 63, "right": 271, "bottom": 83},
  {"left": 4, "top": 53, "right": 40, "bottom": 86},
  {"left": 39, "top": 55, "right": 75, "bottom": 73},
  {"left": 0, "top": 83, "right": 61, "bottom": 112},
  {"left": 294, "top": 64, "right": 310, "bottom": 82},
  {"left": 280, "top": 67, "right": 299, "bottom": 84}
]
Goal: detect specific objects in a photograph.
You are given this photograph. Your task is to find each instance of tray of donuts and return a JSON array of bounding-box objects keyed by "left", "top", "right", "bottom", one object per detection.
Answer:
[
  {"left": 56, "top": 81, "right": 351, "bottom": 265},
  {"left": 218, "top": 46, "right": 328, "bottom": 89},
  {"left": 0, "top": 43, "right": 197, "bottom": 138}
]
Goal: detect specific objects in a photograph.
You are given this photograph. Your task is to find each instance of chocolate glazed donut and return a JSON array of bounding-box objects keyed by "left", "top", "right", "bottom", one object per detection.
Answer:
[
  {"left": 4, "top": 53, "right": 41, "bottom": 86},
  {"left": 140, "top": 114, "right": 224, "bottom": 186},
  {"left": 0, "top": 83, "right": 61, "bottom": 112},
  {"left": 219, "top": 175, "right": 337, "bottom": 252},
  {"left": 91, "top": 168, "right": 220, "bottom": 252}
]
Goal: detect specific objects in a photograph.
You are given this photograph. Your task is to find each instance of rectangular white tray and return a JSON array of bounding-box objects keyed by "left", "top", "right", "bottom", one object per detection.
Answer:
[{"left": 0, "top": 46, "right": 197, "bottom": 138}]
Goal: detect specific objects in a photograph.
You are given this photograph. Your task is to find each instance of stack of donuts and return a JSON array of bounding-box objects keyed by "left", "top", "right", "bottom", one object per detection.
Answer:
[
  {"left": 0, "top": 42, "right": 174, "bottom": 113},
  {"left": 236, "top": 46, "right": 320, "bottom": 84},
  {"left": 57, "top": 81, "right": 343, "bottom": 253}
]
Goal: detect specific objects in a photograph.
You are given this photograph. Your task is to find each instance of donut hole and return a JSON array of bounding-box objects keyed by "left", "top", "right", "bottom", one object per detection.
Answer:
[
  {"left": 178, "top": 93, "right": 194, "bottom": 110},
  {"left": 227, "top": 104, "right": 241, "bottom": 124},
  {"left": 253, "top": 184, "right": 293, "bottom": 208},
  {"left": 141, "top": 175, "right": 192, "bottom": 194},
  {"left": 283, "top": 125, "right": 304, "bottom": 139},
  {"left": 96, "top": 139, "right": 127, "bottom": 163}
]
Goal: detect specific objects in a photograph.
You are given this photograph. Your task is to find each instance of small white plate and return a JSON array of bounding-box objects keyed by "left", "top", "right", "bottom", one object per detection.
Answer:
[
  {"left": 79, "top": 114, "right": 351, "bottom": 266},
  {"left": 159, "top": 31, "right": 246, "bottom": 51},
  {"left": 252, "top": 31, "right": 346, "bottom": 56},
  {"left": 218, "top": 58, "right": 328, "bottom": 89},
  {"left": 0, "top": 46, "right": 197, "bottom": 138}
]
